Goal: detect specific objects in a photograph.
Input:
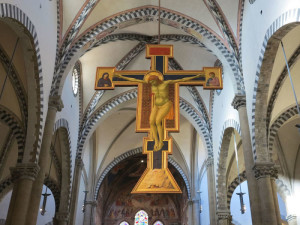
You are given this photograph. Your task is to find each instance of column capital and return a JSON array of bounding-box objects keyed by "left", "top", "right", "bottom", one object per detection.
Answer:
[
  {"left": 286, "top": 214, "right": 297, "bottom": 222},
  {"left": 85, "top": 200, "right": 98, "bottom": 207},
  {"left": 48, "top": 95, "right": 64, "bottom": 112},
  {"left": 10, "top": 163, "right": 40, "bottom": 181},
  {"left": 75, "top": 158, "right": 84, "bottom": 169},
  {"left": 55, "top": 211, "right": 69, "bottom": 222},
  {"left": 216, "top": 210, "right": 232, "bottom": 221},
  {"left": 206, "top": 157, "right": 214, "bottom": 168},
  {"left": 253, "top": 162, "right": 278, "bottom": 180},
  {"left": 232, "top": 94, "right": 246, "bottom": 110}
]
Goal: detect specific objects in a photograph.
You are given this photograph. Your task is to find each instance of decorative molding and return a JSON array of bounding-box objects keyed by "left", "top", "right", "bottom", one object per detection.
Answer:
[
  {"left": 55, "top": 211, "right": 69, "bottom": 221},
  {"left": 286, "top": 214, "right": 297, "bottom": 222},
  {"left": 206, "top": 157, "right": 214, "bottom": 168},
  {"left": 0, "top": 105, "right": 25, "bottom": 163},
  {"left": 217, "top": 210, "right": 232, "bottom": 221},
  {"left": 10, "top": 163, "right": 40, "bottom": 181},
  {"left": 253, "top": 162, "right": 278, "bottom": 180},
  {"left": 232, "top": 94, "right": 246, "bottom": 110}
]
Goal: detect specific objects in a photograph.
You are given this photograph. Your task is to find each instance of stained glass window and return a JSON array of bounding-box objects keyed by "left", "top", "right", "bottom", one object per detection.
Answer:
[
  {"left": 72, "top": 61, "right": 80, "bottom": 96},
  {"left": 120, "top": 221, "right": 129, "bottom": 225},
  {"left": 153, "top": 221, "right": 164, "bottom": 225},
  {"left": 135, "top": 210, "right": 148, "bottom": 225}
]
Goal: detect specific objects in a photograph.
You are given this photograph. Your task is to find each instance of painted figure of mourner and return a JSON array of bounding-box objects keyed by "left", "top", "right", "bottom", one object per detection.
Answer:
[
  {"left": 97, "top": 72, "right": 112, "bottom": 87},
  {"left": 115, "top": 71, "right": 203, "bottom": 151}
]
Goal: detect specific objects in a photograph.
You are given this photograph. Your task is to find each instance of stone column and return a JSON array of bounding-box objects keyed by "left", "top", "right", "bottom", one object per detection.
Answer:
[
  {"left": 83, "top": 200, "right": 97, "bottom": 225},
  {"left": 232, "top": 95, "right": 262, "bottom": 225},
  {"left": 216, "top": 210, "right": 232, "bottom": 225},
  {"left": 191, "top": 199, "right": 200, "bottom": 225},
  {"left": 253, "top": 162, "right": 281, "bottom": 225},
  {"left": 206, "top": 157, "right": 217, "bottom": 225},
  {"left": 69, "top": 158, "right": 84, "bottom": 225},
  {"left": 5, "top": 163, "right": 39, "bottom": 225},
  {"left": 26, "top": 95, "right": 64, "bottom": 225}
]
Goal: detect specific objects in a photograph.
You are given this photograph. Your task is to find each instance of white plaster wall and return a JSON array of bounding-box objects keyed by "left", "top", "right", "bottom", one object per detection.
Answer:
[
  {"left": 56, "top": 69, "right": 80, "bottom": 177},
  {"left": 241, "top": 0, "right": 300, "bottom": 137},
  {"left": 0, "top": 190, "right": 11, "bottom": 220}
]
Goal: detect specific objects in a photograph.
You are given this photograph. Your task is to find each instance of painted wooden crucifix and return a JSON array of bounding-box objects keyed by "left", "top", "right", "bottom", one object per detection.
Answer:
[{"left": 94, "top": 44, "right": 222, "bottom": 194}]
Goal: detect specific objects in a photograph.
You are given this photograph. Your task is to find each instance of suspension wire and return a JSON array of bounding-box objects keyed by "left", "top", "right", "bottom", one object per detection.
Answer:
[
  {"left": 233, "top": 132, "right": 242, "bottom": 193},
  {"left": 279, "top": 41, "right": 300, "bottom": 116},
  {"left": 0, "top": 37, "right": 19, "bottom": 101}
]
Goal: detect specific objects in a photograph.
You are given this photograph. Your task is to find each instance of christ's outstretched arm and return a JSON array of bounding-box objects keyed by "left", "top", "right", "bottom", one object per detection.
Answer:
[
  {"left": 114, "top": 73, "right": 147, "bottom": 84},
  {"left": 166, "top": 73, "right": 205, "bottom": 84}
]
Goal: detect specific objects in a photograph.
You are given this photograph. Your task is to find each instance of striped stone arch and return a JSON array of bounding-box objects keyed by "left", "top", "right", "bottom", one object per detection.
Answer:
[
  {"left": 93, "top": 147, "right": 191, "bottom": 200},
  {"left": 53, "top": 118, "right": 73, "bottom": 212},
  {"left": 0, "top": 45, "right": 27, "bottom": 126},
  {"left": 77, "top": 89, "right": 212, "bottom": 159},
  {"left": 0, "top": 105, "right": 25, "bottom": 163},
  {"left": 44, "top": 177, "right": 61, "bottom": 212},
  {"left": 51, "top": 6, "right": 243, "bottom": 97},
  {"left": 251, "top": 8, "right": 300, "bottom": 161},
  {"left": 226, "top": 170, "right": 246, "bottom": 209},
  {"left": 0, "top": 3, "right": 44, "bottom": 164},
  {"left": 216, "top": 119, "right": 241, "bottom": 210},
  {"left": 268, "top": 105, "right": 299, "bottom": 158},
  {"left": 0, "top": 177, "right": 13, "bottom": 200}
]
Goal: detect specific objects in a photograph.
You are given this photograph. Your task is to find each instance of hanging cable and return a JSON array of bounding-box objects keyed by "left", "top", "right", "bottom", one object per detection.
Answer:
[
  {"left": 0, "top": 37, "right": 19, "bottom": 101},
  {"left": 40, "top": 131, "right": 57, "bottom": 215},
  {"left": 234, "top": 132, "right": 246, "bottom": 214}
]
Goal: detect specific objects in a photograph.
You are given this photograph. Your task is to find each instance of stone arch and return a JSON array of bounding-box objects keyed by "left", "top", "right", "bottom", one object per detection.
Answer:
[
  {"left": 44, "top": 177, "right": 61, "bottom": 212},
  {"left": 251, "top": 8, "right": 300, "bottom": 162},
  {"left": 0, "top": 3, "right": 44, "bottom": 164},
  {"left": 0, "top": 105, "right": 25, "bottom": 163},
  {"left": 0, "top": 177, "right": 13, "bottom": 201},
  {"left": 268, "top": 104, "right": 299, "bottom": 157},
  {"left": 93, "top": 147, "right": 191, "bottom": 200},
  {"left": 77, "top": 89, "right": 212, "bottom": 160},
  {"left": 216, "top": 119, "right": 241, "bottom": 210},
  {"left": 53, "top": 119, "right": 72, "bottom": 213},
  {"left": 226, "top": 171, "right": 246, "bottom": 209},
  {"left": 51, "top": 6, "right": 243, "bottom": 97}
]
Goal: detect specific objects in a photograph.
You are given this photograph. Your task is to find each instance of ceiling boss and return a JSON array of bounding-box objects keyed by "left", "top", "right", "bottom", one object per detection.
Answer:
[{"left": 94, "top": 1, "right": 222, "bottom": 194}]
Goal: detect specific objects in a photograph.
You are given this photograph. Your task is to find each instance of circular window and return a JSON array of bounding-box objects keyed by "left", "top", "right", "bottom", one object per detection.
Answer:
[{"left": 72, "top": 66, "right": 79, "bottom": 96}]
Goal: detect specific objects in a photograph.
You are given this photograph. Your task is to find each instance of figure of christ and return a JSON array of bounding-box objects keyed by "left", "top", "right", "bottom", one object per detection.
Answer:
[{"left": 114, "top": 71, "right": 203, "bottom": 151}]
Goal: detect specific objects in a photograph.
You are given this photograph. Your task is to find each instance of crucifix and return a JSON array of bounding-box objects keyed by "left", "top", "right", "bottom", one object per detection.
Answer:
[{"left": 94, "top": 44, "right": 222, "bottom": 193}]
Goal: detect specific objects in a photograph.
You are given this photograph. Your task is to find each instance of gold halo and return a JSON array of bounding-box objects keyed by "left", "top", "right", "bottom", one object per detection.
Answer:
[{"left": 144, "top": 70, "right": 164, "bottom": 82}]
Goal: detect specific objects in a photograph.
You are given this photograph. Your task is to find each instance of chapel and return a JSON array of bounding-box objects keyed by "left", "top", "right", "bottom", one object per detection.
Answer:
[{"left": 0, "top": 0, "right": 299, "bottom": 225}]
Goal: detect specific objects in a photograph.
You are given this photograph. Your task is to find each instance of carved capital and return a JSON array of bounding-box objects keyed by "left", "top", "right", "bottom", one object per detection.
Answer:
[
  {"left": 206, "top": 157, "right": 214, "bottom": 168},
  {"left": 286, "top": 214, "right": 297, "bottom": 222},
  {"left": 10, "top": 163, "right": 40, "bottom": 181},
  {"left": 55, "top": 211, "right": 69, "bottom": 221},
  {"left": 75, "top": 158, "right": 84, "bottom": 169},
  {"left": 48, "top": 95, "right": 64, "bottom": 112},
  {"left": 231, "top": 95, "right": 246, "bottom": 110},
  {"left": 253, "top": 162, "right": 278, "bottom": 180},
  {"left": 217, "top": 210, "right": 232, "bottom": 221},
  {"left": 85, "top": 200, "right": 98, "bottom": 207}
]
